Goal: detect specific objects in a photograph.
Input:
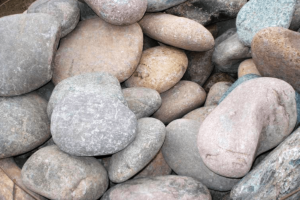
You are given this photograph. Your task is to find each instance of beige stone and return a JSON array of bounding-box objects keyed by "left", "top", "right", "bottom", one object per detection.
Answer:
[
  {"left": 205, "top": 82, "right": 232, "bottom": 106},
  {"left": 238, "top": 59, "right": 261, "bottom": 78},
  {"left": 183, "top": 105, "right": 217, "bottom": 124}
]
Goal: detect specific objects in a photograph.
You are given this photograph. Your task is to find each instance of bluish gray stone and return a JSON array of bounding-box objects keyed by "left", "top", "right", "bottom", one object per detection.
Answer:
[
  {"left": 237, "top": 0, "right": 296, "bottom": 46},
  {"left": 147, "top": 0, "right": 188, "bottom": 12},
  {"left": 218, "top": 74, "right": 261, "bottom": 104}
]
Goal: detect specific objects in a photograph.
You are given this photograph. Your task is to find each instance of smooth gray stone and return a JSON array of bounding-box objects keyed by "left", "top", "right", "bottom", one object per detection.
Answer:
[
  {"left": 162, "top": 119, "right": 240, "bottom": 191},
  {"left": 22, "top": 145, "right": 108, "bottom": 200},
  {"left": 290, "top": 0, "right": 300, "bottom": 30},
  {"left": 47, "top": 72, "right": 126, "bottom": 119},
  {"left": 123, "top": 87, "right": 161, "bottom": 119},
  {"left": 51, "top": 89, "right": 137, "bottom": 156},
  {"left": 215, "top": 28, "right": 237, "bottom": 47},
  {"left": 77, "top": 1, "right": 97, "bottom": 20},
  {"left": 230, "top": 127, "right": 300, "bottom": 200},
  {"left": 147, "top": 0, "right": 188, "bottom": 12},
  {"left": 0, "top": 93, "right": 50, "bottom": 158},
  {"left": 212, "top": 33, "right": 251, "bottom": 73},
  {"left": 108, "top": 118, "right": 166, "bottom": 183},
  {"left": 0, "top": 14, "right": 60, "bottom": 96},
  {"left": 216, "top": 18, "right": 236, "bottom": 38},
  {"left": 237, "top": 0, "right": 296, "bottom": 46},
  {"left": 36, "top": 81, "right": 55, "bottom": 101}
]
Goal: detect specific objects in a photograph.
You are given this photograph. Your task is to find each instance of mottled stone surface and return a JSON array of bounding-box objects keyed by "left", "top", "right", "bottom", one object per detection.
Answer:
[
  {"left": 203, "top": 73, "right": 235, "bottom": 92},
  {"left": 0, "top": 93, "right": 50, "bottom": 158},
  {"left": 236, "top": 0, "right": 296, "bottom": 46},
  {"left": 109, "top": 118, "right": 166, "bottom": 183},
  {"left": 51, "top": 90, "right": 137, "bottom": 156},
  {"left": 252, "top": 27, "right": 300, "bottom": 93},
  {"left": 290, "top": 0, "right": 300, "bottom": 30},
  {"left": 163, "top": 119, "right": 240, "bottom": 191},
  {"left": 101, "top": 175, "right": 212, "bottom": 200},
  {"left": 238, "top": 59, "right": 261, "bottom": 78},
  {"left": 153, "top": 81, "right": 206, "bottom": 124},
  {"left": 22, "top": 145, "right": 108, "bottom": 200},
  {"left": 182, "top": 50, "right": 213, "bottom": 86},
  {"left": 53, "top": 17, "right": 143, "bottom": 84},
  {"left": 230, "top": 127, "right": 300, "bottom": 200},
  {"left": 123, "top": 87, "right": 161, "bottom": 119},
  {"left": 218, "top": 74, "right": 261, "bottom": 104},
  {"left": 125, "top": 46, "right": 188, "bottom": 93},
  {"left": 48, "top": 72, "right": 125, "bottom": 118},
  {"left": 165, "top": 0, "right": 246, "bottom": 26},
  {"left": 205, "top": 82, "right": 232, "bottom": 106},
  {"left": 183, "top": 105, "right": 217, "bottom": 124},
  {"left": 84, "top": 0, "right": 147, "bottom": 25},
  {"left": 35, "top": 81, "right": 55, "bottom": 101},
  {"left": 214, "top": 28, "right": 237, "bottom": 47},
  {"left": 198, "top": 78, "right": 297, "bottom": 178},
  {"left": 0, "top": 14, "right": 60, "bottom": 96},
  {"left": 213, "top": 33, "right": 251, "bottom": 73},
  {"left": 147, "top": 0, "right": 187, "bottom": 12},
  {"left": 77, "top": 1, "right": 97, "bottom": 20},
  {"left": 139, "top": 13, "right": 214, "bottom": 51},
  {"left": 27, "top": 0, "right": 79, "bottom": 37}
]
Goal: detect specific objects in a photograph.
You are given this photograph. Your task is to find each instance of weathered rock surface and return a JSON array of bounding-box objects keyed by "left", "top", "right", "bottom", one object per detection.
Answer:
[
  {"left": 238, "top": 59, "right": 261, "bottom": 78},
  {"left": 236, "top": 0, "right": 296, "bottom": 46},
  {"left": 205, "top": 82, "right": 232, "bottom": 106},
  {"left": 203, "top": 73, "right": 235, "bottom": 92},
  {"left": 147, "top": 0, "right": 188, "bottom": 12},
  {"left": 153, "top": 81, "right": 206, "bottom": 124},
  {"left": 22, "top": 145, "right": 108, "bottom": 200},
  {"left": 0, "top": 14, "right": 60, "bottom": 96},
  {"left": 101, "top": 175, "right": 212, "bottom": 200},
  {"left": 125, "top": 46, "right": 188, "bottom": 93},
  {"left": 53, "top": 17, "right": 143, "bottom": 84},
  {"left": 183, "top": 105, "right": 217, "bottom": 124},
  {"left": 0, "top": 93, "right": 50, "bottom": 158},
  {"left": 139, "top": 13, "right": 214, "bottom": 51},
  {"left": 198, "top": 78, "right": 297, "bottom": 178}
]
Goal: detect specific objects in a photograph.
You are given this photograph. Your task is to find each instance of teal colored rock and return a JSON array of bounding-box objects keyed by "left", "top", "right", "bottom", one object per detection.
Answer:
[
  {"left": 147, "top": 0, "right": 188, "bottom": 12},
  {"left": 236, "top": 0, "right": 296, "bottom": 46}
]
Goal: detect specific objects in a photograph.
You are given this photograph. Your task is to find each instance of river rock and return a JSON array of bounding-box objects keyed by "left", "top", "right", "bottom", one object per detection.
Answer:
[
  {"left": 182, "top": 50, "right": 213, "bottom": 86},
  {"left": 165, "top": 0, "right": 247, "bottom": 26},
  {"left": 205, "top": 82, "right": 232, "bottom": 106},
  {"left": 147, "top": 0, "right": 188, "bottom": 12},
  {"left": 125, "top": 46, "right": 188, "bottom": 93},
  {"left": 153, "top": 81, "right": 206, "bottom": 124},
  {"left": 198, "top": 77, "right": 297, "bottom": 178},
  {"left": 27, "top": 0, "right": 80, "bottom": 37},
  {"left": 21, "top": 145, "right": 108, "bottom": 200},
  {"left": 290, "top": 0, "right": 300, "bottom": 30},
  {"left": 0, "top": 14, "right": 60, "bottom": 96},
  {"left": 108, "top": 118, "right": 165, "bottom": 183},
  {"left": 122, "top": 87, "right": 161, "bottom": 119},
  {"left": 183, "top": 105, "right": 217, "bottom": 124},
  {"left": 139, "top": 13, "right": 214, "bottom": 51},
  {"left": 163, "top": 119, "right": 240, "bottom": 191},
  {"left": 0, "top": 93, "right": 50, "bottom": 159},
  {"left": 51, "top": 89, "right": 137, "bottom": 156},
  {"left": 101, "top": 175, "right": 212, "bottom": 200},
  {"left": 230, "top": 127, "right": 300, "bottom": 200},
  {"left": 238, "top": 59, "right": 261, "bottom": 78},
  {"left": 78, "top": 1, "right": 97, "bottom": 20},
  {"left": 215, "top": 28, "right": 237, "bottom": 47},
  {"left": 252, "top": 27, "right": 300, "bottom": 93},
  {"left": 213, "top": 33, "right": 251, "bottom": 73},
  {"left": 53, "top": 17, "right": 143, "bottom": 84},
  {"left": 203, "top": 73, "right": 235, "bottom": 92},
  {"left": 236, "top": 0, "right": 296, "bottom": 46}
]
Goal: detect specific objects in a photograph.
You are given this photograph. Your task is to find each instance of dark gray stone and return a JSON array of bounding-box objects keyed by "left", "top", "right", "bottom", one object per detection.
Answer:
[
  {"left": 51, "top": 89, "right": 137, "bottom": 156},
  {"left": 230, "top": 127, "right": 300, "bottom": 200},
  {"left": 35, "top": 81, "right": 55, "bottom": 101},
  {"left": 108, "top": 118, "right": 166, "bottom": 183},
  {"left": 0, "top": 93, "right": 50, "bottom": 158},
  {"left": 77, "top": 1, "right": 97, "bottom": 20},
  {"left": 147, "top": 0, "right": 188, "bottom": 12},
  {"left": 143, "top": 34, "right": 159, "bottom": 51},
  {"left": 21, "top": 145, "right": 108, "bottom": 200},
  {"left": 216, "top": 18, "right": 236, "bottom": 38},
  {"left": 162, "top": 119, "right": 240, "bottom": 191},
  {"left": 210, "top": 190, "right": 230, "bottom": 200},
  {"left": 215, "top": 28, "right": 237, "bottom": 47},
  {"left": 290, "top": 0, "right": 300, "bottom": 30},
  {"left": 0, "top": 14, "right": 60, "bottom": 96}
]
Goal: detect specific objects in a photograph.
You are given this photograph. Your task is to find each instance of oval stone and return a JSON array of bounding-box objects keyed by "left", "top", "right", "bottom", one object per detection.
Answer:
[
  {"left": 204, "top": 82, "right": 232, "bottom": 106},
  {"left": 139, "top": 13, "right": 214, "bottom": 51},
  {"left": 53, "top": 17, "right": 143, "bottom": 84},
  {"left": 238, "top": 59, "right": 261, "bottom": 78}
]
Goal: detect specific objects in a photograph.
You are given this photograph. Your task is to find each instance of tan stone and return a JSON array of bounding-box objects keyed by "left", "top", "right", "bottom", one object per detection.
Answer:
[
  {"left": 205, "top": 82, "right": 232, "bottom": 106},
  {"left": 183, "top": 105, "right": 217, "bottom": 124},
  {"left": 238, "top": 59, "right": 261, "bottom": 78},
  {"left": 203, "top": 73, "right": 235, "bottom": 92},
  {"left": 53, "top": 17, "right": 143, "bottom": 85},
  {"left": 125, "top": 46, "right": 188, "bottom": 93}
]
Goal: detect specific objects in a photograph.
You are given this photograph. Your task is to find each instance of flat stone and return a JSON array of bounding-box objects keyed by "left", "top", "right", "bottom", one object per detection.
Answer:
[
  {"left": 198, "top": 78, "right": 297, "bottom": 178},
  {"left": 122, "top": 87, "right": 161, "bottom": 119},
  {"left": 252, "top": 27, "right": 300, "bottom": 93},
  {"left": 77, "top": 1, "right": 97, "bottom": 20},
  {"left": 147, "top": 0, "right": 188, "bottom": 12},
  {"left": 183, "top": 105, "right": 217, "bottom": 124},
  {"left": 236, "top": 0, "right": 296, "bottom": 46},
  {"left": 238, "top": 59, "right": 261, "bottom": 78},
  {"left": 163, "top": 119, "right": 240, "bottom": 191},
  {"left": 53, "top": 17, "right": 143, "bottom": 84},
  {"left": 0, "top": 14, "right": 60, "bottom": 96},
  {"left": 230, "top": 127, "right": 300, "bottom": 200},
  {"left": 203, "top": 73, "right": 235, "bottom": 92},
  {"left": 153, "top": 81, "right": 206, "bottom": 124},
  {"left": 205, "top": 82, "right": 232, "bottom": 106},
  {"left": 27, "top": 0, "right": 80, "bottom": 37},
  {"left": 51, "top": 90, "right": 137, "bottom": 156},
  {"left": 84, "top": 0, "right": 147, "bottom": 25},
  {"left": 101, "top": 175, "right": 212, "bottom": 200},
  {"left": 108, "top": 118, "right": 166, "bottom": 183},
  {"left": 125, "top": 46, "right": 188, "bottom": 93},
  {"left": 139, "top": 13, "right": 214, "bottom": 51},
  {"left": 0, "top": 93, "right": 50, "bottom": 158},
  {"left": 21, "top": 145, "right": 108, "bottom": 200}
]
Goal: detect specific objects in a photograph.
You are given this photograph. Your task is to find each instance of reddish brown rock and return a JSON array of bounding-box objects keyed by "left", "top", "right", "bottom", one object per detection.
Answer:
[
  {"left": 203, "top": 73, "right": 235, "bottom": 92},
  {"left": 183, "top": 105, "right": 217, "bottom": 124},
  {"left": 204, "top": 82, "right": 232, "bottom": 106},
  {"left": 238, "top": 59, "right": 261, "bottom": 78},
  {"left": 252, "top": 27, "right": 300, "bottom": 92},
  {"left": 198, "top": 78, "right": 297, "bottom": 178}
]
